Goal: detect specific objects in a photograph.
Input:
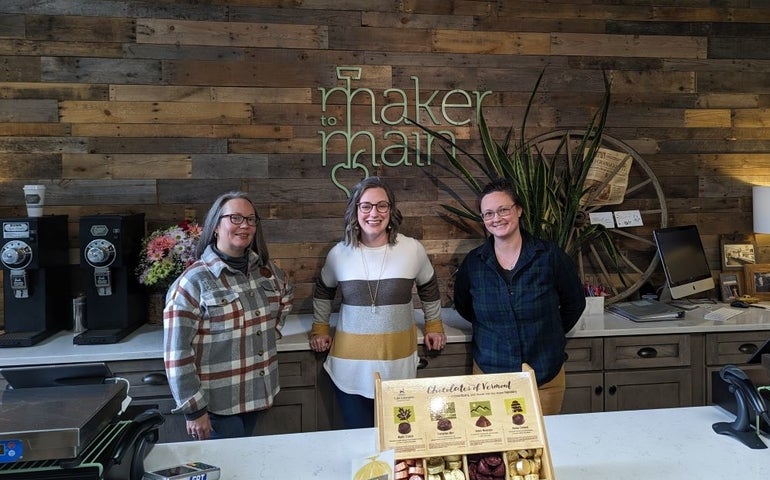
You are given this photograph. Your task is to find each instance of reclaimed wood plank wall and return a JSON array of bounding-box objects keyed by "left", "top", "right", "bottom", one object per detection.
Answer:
[{"left": 2, "top": 0, "right": 770, "bottom": 319}]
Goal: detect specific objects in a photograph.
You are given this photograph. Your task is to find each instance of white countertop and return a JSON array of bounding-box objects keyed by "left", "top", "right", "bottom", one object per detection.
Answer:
[
  {"left": 2, "top": 305, "right": 770, "bottom": 367},
  {"left": 143, "top": 406, "right": 770, "bottom": 479}
]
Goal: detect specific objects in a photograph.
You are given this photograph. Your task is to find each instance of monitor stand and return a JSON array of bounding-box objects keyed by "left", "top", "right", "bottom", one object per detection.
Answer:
[{"left": 657, "top": 282, "right": 712, "bottom": 310}]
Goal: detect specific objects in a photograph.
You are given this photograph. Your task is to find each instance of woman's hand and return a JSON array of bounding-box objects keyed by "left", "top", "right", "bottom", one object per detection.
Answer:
[
  {"left": 187, "top": 413, "right": 212, "bottom": 441},
  {"left": 309, "top": 334, "right": 332, "bottom": 352},
  {"left": 424, "top": 332, "right": 447, "bottom": 351}
]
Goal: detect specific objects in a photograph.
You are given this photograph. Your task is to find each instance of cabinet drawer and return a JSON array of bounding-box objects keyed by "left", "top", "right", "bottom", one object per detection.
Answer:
[
  {"left": 565, "top": 338, "right": 603, "bottom": 372},
  {"left": 604, "top": 335, "right": 691, "bottom": 370},
  {"left": 705, "top": 331, "right": 770, "bottom": 366}
]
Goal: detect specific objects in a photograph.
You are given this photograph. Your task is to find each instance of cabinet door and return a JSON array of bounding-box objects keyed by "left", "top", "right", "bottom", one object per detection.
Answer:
[
  {"left": 604, "top": 369, "right": 693, "bottom": 411},
  {"left": 563, "top": 371, "right": 604, "bottom": 413},
  {"left": 417, "top": 343, "right": 472, "bottom": 378},
  {"left": 255, "top": 387, "right": 316, "bottom": 435}
]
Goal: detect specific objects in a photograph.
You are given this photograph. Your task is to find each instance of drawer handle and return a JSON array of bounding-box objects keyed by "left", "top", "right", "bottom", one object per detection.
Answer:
[
  {"left": 142, "top": 373, "right": 168, "bottom": 385},
  {"left": 594, "top": 386, "right": 603, "bottom": 396},
  {"left": 417, "top": 357, "right": 428, "bottom": 370},
  {"left": 738, "top": 343, "right": 758, "bottom": 354},
  {"left": 637, "top": 347, "right": 658, "bottom": 358},
  {"left": 608, "top": 385, "right": 617, "bottom": 396}
]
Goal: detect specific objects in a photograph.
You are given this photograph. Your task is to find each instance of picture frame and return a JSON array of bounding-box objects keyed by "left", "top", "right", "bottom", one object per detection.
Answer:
[
  {"left": 718, "top": 272, "right": 743, "bottom": 302},
  {"left": 742, "top": 264, "right": 770, "bottom": 300},
  {"left": 720, "top": 234, "right": 757, "bottom": 270}
]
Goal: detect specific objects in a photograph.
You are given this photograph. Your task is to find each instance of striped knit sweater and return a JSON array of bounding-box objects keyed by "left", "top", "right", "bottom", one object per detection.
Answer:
[{"left": 311, "top": 233, "right": 444, "bottom": 398}]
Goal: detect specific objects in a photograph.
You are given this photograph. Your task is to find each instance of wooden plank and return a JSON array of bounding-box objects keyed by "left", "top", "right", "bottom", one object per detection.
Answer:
[
  {"left": 41, "top": 57, "right": 161, "bottom": 84},
  {"left": 361, "top": 12, "right": 474, "bottom": 29},
  {"left": 62, "top": 154, "right": 191, "bottom": 179},
  {"left": 684, "top": 109, "right": 731, "bottom": 128},
  {"left": 192, "top": 154, "right": 268, "bottom": 179},
  {"left": 163, "top": 59, "right": 338, "bottom": 87},
  {"left": 211, "top": 125, "right": 293, "bottom": 139},
  {"left": 88, "top": 137, "right": 226, "bottom": 154},
  {"left": 610, "top": 71, "right": 696, "bottom": 94},
  {"left": 137, "top": 18, "right": 328, "bottom": 49},
  {"left": 157, "top": 179, "right": 242, "bottom": 204},
  {"left": 329, "top": 25, "right": 432, "bottom": 52},
  {"left": 433, "top": 30, "right": 551, "bottom": 55},
  {"left": 552, "top": 32, "right": 707, "bottom": 59},
  {"left": 0, "top": 14, "right": 25, "bottom": 38},
  {"left": 733, "top": 109, "right": 770, "bottom": 127},
  {"left": 0, "top": 154, "right": 61, "bottom": 178},
  {"left": 0, "top": 99, "right": 58, "bottom": 122},
  {"left": 60, "top": 101, "right": 251, "bottom": 124},
  {"left": 26, "top": 15, "right": 134, "bottom": 42},
  {"left": 0, "top": 57, "right": 40, "bottom": 82},
  {"left": 230, "top": 6, "right": 362, "bottom": 25},
  {"left": 0, "top": 82, "right": 108, "bottom": 100},
  {"left": 214, "top": 87, "right": 313, "bottom": 104},
  {"left": 0, "top": 137, "right": 88, "bottom": 154},
  {"left": 110, "top": 85, "right": 213, "bottom": 102},
  {"left": 0, "top": 123, "right": 70, "bottom": 136},
  {"left": 0, "top": 40, "right": 124, "bottom": 57},
  {"left": 0, "top": 180, "right": 157, "bottom": 206},
  {"left": 109, "top": 85, "right": 313, "bottom": 104},
  {"left": 72, "top": 124, "right": 213, "bottom": 138}
]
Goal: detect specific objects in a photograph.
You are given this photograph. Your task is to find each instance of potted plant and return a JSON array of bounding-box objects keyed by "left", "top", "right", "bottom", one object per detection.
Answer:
[{"left": 413, "top": 70, "right": 631, "bottom": 298}]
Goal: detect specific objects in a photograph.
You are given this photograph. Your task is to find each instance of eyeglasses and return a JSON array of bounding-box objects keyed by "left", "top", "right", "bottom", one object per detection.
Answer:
[
  {"left": 219, "top": 213, "right": 259, "bottom": 226},
  {"left": 481, "top": 204, "right": 517, "bottom": 222},
  {"left": 357, "top": 201, "right": 391, "bottom": 214}
]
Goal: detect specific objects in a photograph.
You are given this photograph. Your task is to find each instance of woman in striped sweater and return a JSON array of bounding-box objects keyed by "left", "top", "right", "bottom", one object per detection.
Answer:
[{"left": 309, "top": 176, "right": 446, "bottom": 428}]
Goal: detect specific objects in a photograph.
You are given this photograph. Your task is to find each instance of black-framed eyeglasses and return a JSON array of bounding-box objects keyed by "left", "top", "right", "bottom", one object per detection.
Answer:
[
  {"left": 357, "top": 201, "right": 391, "bottom": 214},
  {"left": 481, "top": 204, "right": 517, "bottom": 222},
  {"left": 219, "top": 213, "right": 259, "bottom": 226}
]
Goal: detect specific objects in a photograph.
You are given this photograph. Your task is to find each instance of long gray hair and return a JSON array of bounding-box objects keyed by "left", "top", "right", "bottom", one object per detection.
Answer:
[
  {"left": 195, "top": 191, "right": 270, "bottom": 264},
  {"left": 343, "top": 176, "right": 403, "bottom": 247}
]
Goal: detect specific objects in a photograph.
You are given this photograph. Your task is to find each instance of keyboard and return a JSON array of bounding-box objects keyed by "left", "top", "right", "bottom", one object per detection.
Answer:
[{"left": 704, "top": 307, "right": 744, "bottom": 321}]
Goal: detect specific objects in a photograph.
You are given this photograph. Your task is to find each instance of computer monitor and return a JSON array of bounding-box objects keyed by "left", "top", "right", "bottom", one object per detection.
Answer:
[{"left": 653, "top": 225, "right": 716, "bottom": 300}]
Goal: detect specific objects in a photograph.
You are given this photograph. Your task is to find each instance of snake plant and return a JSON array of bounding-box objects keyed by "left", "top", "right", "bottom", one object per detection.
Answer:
[{"left": 414, "top": 69, "right": 624, "bottom": 281}]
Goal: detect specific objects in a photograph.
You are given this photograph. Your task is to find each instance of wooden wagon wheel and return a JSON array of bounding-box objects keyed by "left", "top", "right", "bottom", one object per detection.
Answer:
[{"left": 527, "top": 130, "right": 667, "bottom": 304}]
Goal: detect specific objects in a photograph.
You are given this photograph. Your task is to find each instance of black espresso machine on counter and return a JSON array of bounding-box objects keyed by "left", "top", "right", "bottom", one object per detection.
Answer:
[{"left": 0, "top": 363, "right": 163, "bottom": 479}]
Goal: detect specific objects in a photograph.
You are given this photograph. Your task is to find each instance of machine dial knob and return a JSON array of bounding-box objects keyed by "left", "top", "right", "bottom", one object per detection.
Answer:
[
  {"left": 1, "top": 240, "right": 33, "bottom": 269},
  {"left": 85, "top": 239, "right": 116, "bottom": 267}
]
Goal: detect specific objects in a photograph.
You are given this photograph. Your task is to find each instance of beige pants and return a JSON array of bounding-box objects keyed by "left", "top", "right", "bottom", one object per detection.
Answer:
[{"left": 473, "top": 361, "right": 566, "bottom": 415}]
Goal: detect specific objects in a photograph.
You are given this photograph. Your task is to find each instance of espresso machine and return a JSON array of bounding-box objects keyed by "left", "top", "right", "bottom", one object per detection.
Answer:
[
  {"left": 0, "top": 215, "right": 70, "bottom": 347},
  {"left": 76, "top": 213, "right": 146, "bottom": 345}
]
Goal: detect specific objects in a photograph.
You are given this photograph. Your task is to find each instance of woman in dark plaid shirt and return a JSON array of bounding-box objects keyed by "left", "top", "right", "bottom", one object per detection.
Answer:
[
  {"left": 454, "top": 178, "right": 585, "bottom": 415},
  {"left": 164, "top": 191, "right": 293, "bottom": 440}
]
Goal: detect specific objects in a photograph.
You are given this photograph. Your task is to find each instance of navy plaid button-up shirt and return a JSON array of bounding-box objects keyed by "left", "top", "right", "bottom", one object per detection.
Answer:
[{"left": 454, "top": 232, "right": 585, "bottom": 385}]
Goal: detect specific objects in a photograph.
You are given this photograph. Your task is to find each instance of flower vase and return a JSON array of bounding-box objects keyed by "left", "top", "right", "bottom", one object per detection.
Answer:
[{"left": 147, "top": 292, "right": 166, "bottom": 326}]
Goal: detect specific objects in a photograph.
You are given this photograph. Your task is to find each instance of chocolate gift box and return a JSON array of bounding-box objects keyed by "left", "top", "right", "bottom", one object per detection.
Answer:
[{"left": 375, "top": 369, "right": 555, "bottom": 480}]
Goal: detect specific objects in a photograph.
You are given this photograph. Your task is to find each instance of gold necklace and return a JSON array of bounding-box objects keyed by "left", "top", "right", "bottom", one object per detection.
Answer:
[{"left": 361, "top": 245, "right": 388, "bottom": 313}]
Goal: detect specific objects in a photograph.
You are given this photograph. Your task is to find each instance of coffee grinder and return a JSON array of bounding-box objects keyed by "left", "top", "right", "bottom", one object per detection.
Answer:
[
  {"left": 76, "top": 213, "right": 146, "bottom": 345},
  {"left": 0, "top": 215, "right": 70, "bottom": 347}
]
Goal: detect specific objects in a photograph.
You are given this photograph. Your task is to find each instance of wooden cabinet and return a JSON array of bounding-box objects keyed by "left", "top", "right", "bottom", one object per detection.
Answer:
[
  {"left": 563, "top": 334, "right": 703, "bottom": 413},
  {"left": 108, "top": 350, "right": 318, "bottom": 443},
  {"left": 705, "top": 331, "right": 770, "bottom": 405}
]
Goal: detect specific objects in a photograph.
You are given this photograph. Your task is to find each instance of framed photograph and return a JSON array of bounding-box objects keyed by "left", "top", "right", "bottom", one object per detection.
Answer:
[
  {"left": 718, "top": 272, "right": 743, "bottom": 302},
  {"left": 720, "top": 234, "right": 757, "bottom": 270},
  {"left": 743, "top": 264, "right": 770, "bottom": 300}
]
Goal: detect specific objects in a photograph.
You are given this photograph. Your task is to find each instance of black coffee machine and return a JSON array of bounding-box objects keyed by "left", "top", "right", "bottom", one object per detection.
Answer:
[
  {"left": 76, "top": 213, "right": 146, "bottom": 345},
  {"left": 0, "top": 215, "right": 70, "bottom": 347}
]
